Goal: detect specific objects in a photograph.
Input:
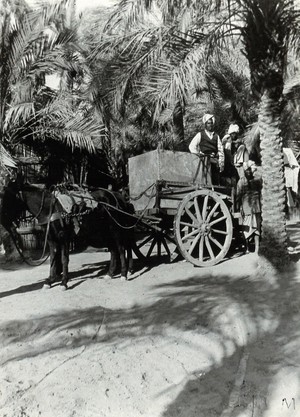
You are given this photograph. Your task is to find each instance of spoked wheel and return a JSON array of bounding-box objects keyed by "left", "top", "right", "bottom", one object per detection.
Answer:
[
  {"left": 174, "top": 189, "right": 233, "bottom": 267},
  {"left": 133, "top": 217, "right": 179, "bottom": 263}
]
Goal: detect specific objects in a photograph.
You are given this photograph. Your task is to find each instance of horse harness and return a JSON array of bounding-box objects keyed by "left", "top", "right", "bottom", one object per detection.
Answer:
[{"left": 18, "top": 184, "right": 140, "bottom": 233}]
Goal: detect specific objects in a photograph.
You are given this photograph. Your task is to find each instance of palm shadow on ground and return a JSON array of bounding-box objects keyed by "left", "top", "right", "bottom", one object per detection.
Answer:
[
  {"left": 0, "top": 262, "right": 107, "bottom": 299},
  {"left": 160, "top": 224, "right": 300, "bottom": 416},
  {"left": 79, "top": 256, "right": 152, "bottom": 281},
  {"left": 160, "top": 269, "right": 300, "bottom": 416},
  {"left": 0, "top": 254, "right": 150, "bottom": 298},
  {"left": 1, "top": 256, "right": 300, "bottom": 416}
]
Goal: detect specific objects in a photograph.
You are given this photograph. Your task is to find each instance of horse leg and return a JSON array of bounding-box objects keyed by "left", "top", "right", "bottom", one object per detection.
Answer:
[
  {"left": 126, "top": 246, "right": 133, "bottom": 278},
  {"left": 55, "top": 248, "right": 63, "bottom": 276},
  {"left": 127, "top": 231, "right": 135, "bottom": 277},
  {"left": 104, "top": 247, "right": 117, "bottom": 280},
  {"left": 119, "top": 244, "right": 128, "bottom": 281},
  {"left": 44, "top": 241, "right": 58, "bottom": 288},
  {"left": 60, "top": 241, "right": 69, "bottom": 290}
]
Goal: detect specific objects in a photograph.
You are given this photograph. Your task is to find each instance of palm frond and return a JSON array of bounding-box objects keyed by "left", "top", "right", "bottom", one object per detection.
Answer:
[
  {"left": 283, "top": 73, "right": 300, "bottom": 101},
  {"left": 243, "top": 120, "right": 260, "bottom": 147},
  {"left": 103, "top": 0, "right": 157, "bottom": 33},
  {"left": 93, "top": 27, "right": 172, "bottom": 114},
  {"left": 0, "top": 143, "right": 17, "bottom": 169},
  {"left": 38, "top": 94, "right": 104, "bottom": 152},
  {"left": 136, "top": 37, "right": 208, "bottom": 120},
  {"left": 4, "top": 102, "right": 35, "bottom": 131}
]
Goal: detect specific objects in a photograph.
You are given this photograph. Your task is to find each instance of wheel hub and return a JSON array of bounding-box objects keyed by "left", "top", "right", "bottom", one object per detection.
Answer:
[{"left": 199, "top": 222, "right": 211, "bottom": 236}]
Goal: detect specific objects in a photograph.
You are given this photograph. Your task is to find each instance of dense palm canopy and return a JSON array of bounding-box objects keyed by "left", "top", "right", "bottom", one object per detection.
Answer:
[
  {"left": 85, "top": 0, "right": 255, "bottom": 184},
  {"left": 0, "top": 0, "right": 106, "bottom": 258},
  {"left": 0, "top": 0, "right": 104, "bottom": 156},
  {"left": 91, "top": 0, "right": 300, "bottom": 266},
  {"left": 1, "top": 0, "right": 300, "bottom": 265}
]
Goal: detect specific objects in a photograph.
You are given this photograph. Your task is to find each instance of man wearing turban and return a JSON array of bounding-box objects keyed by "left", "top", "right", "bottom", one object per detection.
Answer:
[
  {"left": 189, "top": 114, "right": 224, "bottom": 184},
  {"left": 222, "top": 123, "right": 249, "bottom": 182}
]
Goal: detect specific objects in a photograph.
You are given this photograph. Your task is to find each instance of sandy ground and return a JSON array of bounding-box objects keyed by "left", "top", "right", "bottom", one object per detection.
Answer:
[{"left": 1, "top": 223, "right": 300, "bottom": 417}]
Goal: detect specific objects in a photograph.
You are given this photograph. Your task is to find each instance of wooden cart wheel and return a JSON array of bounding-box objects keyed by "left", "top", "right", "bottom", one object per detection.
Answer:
[
  {"left": 133, "top": 219, "right": 179, "bottom": 263},
  {"left": 174, "top": 189, "right": 233, "bottom": 267}
]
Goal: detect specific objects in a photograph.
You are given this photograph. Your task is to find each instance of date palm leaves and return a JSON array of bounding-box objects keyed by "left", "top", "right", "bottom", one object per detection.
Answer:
[
  {"left": 0, "top": 0, "right": 104, "bottom": 153},
  {"left": 94, "top": 0, "right": 300, "bottom": 266}
]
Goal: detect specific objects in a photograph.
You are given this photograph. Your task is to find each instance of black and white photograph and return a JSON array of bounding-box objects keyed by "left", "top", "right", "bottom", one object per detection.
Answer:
[{"left": 1, "top": 0, "right": 300, "bottom": 416}]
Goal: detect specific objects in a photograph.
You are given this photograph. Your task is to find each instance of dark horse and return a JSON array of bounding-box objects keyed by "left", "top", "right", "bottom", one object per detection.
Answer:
[
  {"left": 1, "top": 180, "right": 135, "bottom": 289},
  {"left": 76, "top": 187, "right": 135, "bottom": 281}
]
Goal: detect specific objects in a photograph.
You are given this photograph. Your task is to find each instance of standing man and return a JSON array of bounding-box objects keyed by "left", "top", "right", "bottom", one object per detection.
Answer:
[
  {"left": 189, "top": 113, "right": 224, "bottom": 184},
  {"left": 222, "top": 123, "right": 249, "bottom": 183},
  {"left": 236, "top": 162, "right": 262, "bottom": 254}
]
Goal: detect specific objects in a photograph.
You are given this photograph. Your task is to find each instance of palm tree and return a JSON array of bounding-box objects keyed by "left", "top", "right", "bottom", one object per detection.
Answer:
[
  {"left": 1, "top": 0, "right": 105, "bottom": 153},
  {"left": 236, "top": 0, "right": 300, "bottom": 266},
  {"left": 85, "top": 3, "right": 253, "bottom": 194},
  {"left": 0, "top": 0, "right": 104, "bottom": 258},
  {"left": 96, "top": 0, "right": 300, "bottom": 267}
]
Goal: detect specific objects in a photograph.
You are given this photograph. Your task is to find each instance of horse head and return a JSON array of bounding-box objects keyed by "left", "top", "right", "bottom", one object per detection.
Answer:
[
  {"left": 1, "top": 178, "right": 59, "bottom": 231},
  {"left": 1, "top": 179, "right": 27, "bottom": 230},
  {"left": 90, "top": 188, "right": 133, "bottom": 215},
  {"left": 20, "top": 183, "right": 54, "bottom": 224}
]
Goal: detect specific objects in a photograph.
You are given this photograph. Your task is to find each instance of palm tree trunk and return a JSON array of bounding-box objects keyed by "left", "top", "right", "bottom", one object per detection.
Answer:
[
  {"left": 258, "top": 91, "right": 289, "bottom": 267},
  {"left": 172, "top": 101, "right": 185, "bottom": 150}
]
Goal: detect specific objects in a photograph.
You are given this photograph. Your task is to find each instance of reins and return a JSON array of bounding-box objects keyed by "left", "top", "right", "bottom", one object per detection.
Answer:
[
  {"left": 9, "top": 187, "right": 55, "bottom": 266},
  {"left": 18, "top": 187, "right": 46, "bottom": 220},
  {"left": 64, "top": 190, "right": 154, "bottom": 230},
  {"left": 6, "top": 182, "right": 157, "bottom": 266},
  {"left": 39, "top": 193, "right": 56, "bottom": 261},
  {"left": 33, "top": 189, "right": 46, "bottom": 220},
  {"left": 99, "top": 187, "right": 157, "bottom": 230},
  {"left": 8, "top": 224, "right": 50, "bottom": 266}
]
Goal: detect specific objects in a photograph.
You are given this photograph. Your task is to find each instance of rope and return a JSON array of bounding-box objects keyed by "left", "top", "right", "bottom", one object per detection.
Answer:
[
  {"left": 53, "top": 183, "right": 157, "bottom": 211},
  {"left": 129, "top": 182, "right": 156, "bottom": 201},
  {"left": 70, "top": 188, "right": 120, "bottom": 209},
  {"left": 192, "top": 154, "right": 215, "bottom": 191},
  {"left": 61, "top": 183, "right": 157, "bottom": 231},
  {"left": 61, "top": 209, "right": 91, "bottom": 220},
  {"left": 89, "top": 186, "right": 120, "bottom": 207},
  {"left": 32, "top": 189, "right": 46, "bottom": 220},
  {"left": 101, "top": 205, "right": 140, "bottom": 230},
  {"left": 7, "top": 187, "right": 52, "bottom": 266},
  {"left": 39, "top": 194, "right": 56, "bottom": 261},
  {"left": 12, "top": 192, "right": 58, "bottom": 267},
  {"left": 99, "top": 187, "right": 157, "bottom": 230},
  {"left": 8, "top": 225, "right": 50, "bottom": 266},
  {"left": 11, "top": 183, "right": 158, "bottom": 263}
]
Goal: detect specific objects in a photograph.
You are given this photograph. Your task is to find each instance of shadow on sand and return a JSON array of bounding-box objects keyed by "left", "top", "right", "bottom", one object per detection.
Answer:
[
  {"left": 1, "top": 259, "right": 300, "bottom": 415},
  {"left": 1, "top": 223, "right": 300, "bottom": 416}
]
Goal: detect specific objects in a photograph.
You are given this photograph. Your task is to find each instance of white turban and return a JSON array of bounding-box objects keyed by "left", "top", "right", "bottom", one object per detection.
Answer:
[
  {"left": 228, "top": 124, "right": 239, "bottom": 134},
  {"left": 202, "top": 114, "right": 215, "bottom": 124}
]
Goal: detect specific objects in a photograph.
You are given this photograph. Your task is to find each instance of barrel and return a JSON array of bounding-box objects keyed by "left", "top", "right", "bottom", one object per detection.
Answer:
[{"left": 17, "top": 218, "right": 44, "bottom": 251}]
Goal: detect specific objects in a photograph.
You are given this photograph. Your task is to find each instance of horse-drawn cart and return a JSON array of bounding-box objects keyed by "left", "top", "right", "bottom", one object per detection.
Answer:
[
  {"left": 129, "top": 149, "right": 240, "bottom": 267},
  {"left": 3, "top": 148, "right": 242, "bottom": 276}
]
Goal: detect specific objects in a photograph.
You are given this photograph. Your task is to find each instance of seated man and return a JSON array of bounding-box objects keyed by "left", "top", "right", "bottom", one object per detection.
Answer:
[{"left": 189, "top": 113, "right": 224, "bottom": 185}]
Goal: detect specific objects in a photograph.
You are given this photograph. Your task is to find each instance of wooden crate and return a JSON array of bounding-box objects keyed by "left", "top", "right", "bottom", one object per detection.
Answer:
[{"left": 128, "top": 149, "right": 211, "bottom": 212}]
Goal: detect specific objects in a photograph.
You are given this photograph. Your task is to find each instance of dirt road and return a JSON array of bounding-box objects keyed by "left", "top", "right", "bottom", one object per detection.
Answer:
[{"left": 1, "top": 226, "right": 300, "bottom": 417}]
